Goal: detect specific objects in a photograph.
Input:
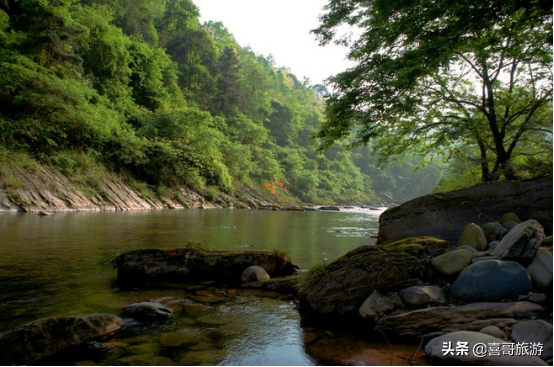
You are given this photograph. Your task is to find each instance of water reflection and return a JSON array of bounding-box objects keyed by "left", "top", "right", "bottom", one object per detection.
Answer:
[{"left": 0, "top": 208, "right": 383, "bottom": 364}]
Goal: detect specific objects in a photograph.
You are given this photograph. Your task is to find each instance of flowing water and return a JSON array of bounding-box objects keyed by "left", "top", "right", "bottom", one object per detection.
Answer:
[{"left": 0, "top": 208, "right": 390, "bottom": 365}]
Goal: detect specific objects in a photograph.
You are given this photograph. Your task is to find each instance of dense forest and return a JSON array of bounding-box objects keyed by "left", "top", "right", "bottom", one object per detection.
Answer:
[
  {"left": 0, "top": 0, "right": 445, "bottom": 205},
  {"left": 0, "top": 0, "right": 550, "bottom": 207}
]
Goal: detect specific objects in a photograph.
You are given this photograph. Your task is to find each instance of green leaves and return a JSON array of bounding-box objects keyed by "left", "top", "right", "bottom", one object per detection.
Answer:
[{"left": 315, "top": 0, "right": 553, "bottom": 182}]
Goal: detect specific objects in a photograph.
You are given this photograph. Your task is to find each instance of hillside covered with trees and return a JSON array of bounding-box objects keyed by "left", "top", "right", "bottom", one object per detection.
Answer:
[{"left": 0, "top": 0, "right": 445, "bottom": 206}]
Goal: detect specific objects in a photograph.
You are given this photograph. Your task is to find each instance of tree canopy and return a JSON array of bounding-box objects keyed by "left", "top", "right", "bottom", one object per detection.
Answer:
[{"left": 314, "top": 0, "right": 553, "bottom": 181}]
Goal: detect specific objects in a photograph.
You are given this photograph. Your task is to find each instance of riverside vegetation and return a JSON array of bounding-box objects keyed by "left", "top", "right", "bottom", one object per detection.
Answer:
[{"left": 0, "top": 0, "right": 447, "bottom": 211}]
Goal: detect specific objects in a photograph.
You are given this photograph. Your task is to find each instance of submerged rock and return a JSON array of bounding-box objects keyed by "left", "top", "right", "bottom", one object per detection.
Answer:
[
  {"left": 121, "top": 302, "right": 172, "bottom": 322},
  {"left": 299, "top": 246, "right": 424, "bottom": 314},
  {"left": 0, "top": 313, "right": 124, "bottom": 365}
]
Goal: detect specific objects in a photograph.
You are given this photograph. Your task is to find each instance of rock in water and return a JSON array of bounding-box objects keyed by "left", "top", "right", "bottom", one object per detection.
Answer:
[
  {"left": 116, "top": 246, "right": 298, "bottom": 285},
  {"left": 0, "top": 313, "right": 124, "bottom": 365},
  {"left": 241, "top": 265, "right": 270, "bottom": 282},
  {"left": 298, "top": 246, "right": 424, "bottom": 314},
  {"left": 450, "top": 260, "right": 532, "bottom": 302},
  {"left": 425, "top": 331, "right": 547, "bottom": 365},
  {"left": 121, "top": 302, "right": 172, "bottom": 322}
]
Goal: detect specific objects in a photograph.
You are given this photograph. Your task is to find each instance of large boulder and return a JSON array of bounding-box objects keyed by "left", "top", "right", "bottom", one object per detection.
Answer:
[
  {"left": 450, "top": 260, "right": 532, "bottom": 302},
  {"left": 0, "top": 314, "right": 124, "bottom": 365},
  {"left": 425, "top": 331, "right": 547, "bottom": 365},
  {"left": 492, "top": 219, "right": 545, "bottom": 266},
  {"left": 511, "top": 320, "right": 553, "bottom": 361},
  {"left": 298, "top": 246, "right": 424, "bottom": 314},
  {"left": 431, "top": 249, "right": 473, "bottom": 276},
  {"left": 116, "top": 245, "right": 298, "bottom": 285},
  {"left": 527, "top": 248, "right": 553, "bottom": 291},
  {"left": 375, "top": 301, "right": 544, "bottom": 339},
  {"left": 377, "top": 177, "right": 552, "bottom": 246}
]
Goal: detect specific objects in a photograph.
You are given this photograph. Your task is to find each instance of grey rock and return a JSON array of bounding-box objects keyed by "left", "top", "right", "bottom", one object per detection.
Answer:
[
  {"left": 376, "top": 302, "right": 544, "bottom": 340},
  {"left": 480, "top": 325, "right": 507, "bottom": 340},
  {"left": 0, "top": 314, "right": 125, "bottom": 365},
  {"left": 527, "top": 248, "right": 553, "bottom": 291},
  {"left": 241, "top": 265, "right": 270, "bottom": 282},
  {"left": 493, "top": 219, "right": 544, "bottom": 266},
  {"left": 487, "top": 241, "right": 500, "bottom": 251},
  {"left": 398, "top": 285, "right": 446, "bottom": 308},
  {"left": 451, "top": 260, "right": 532, "bottom": 302},
  {"left": 471, "top": 252, "right": 501, "bottom": 263},
  {"left": 482, "top": 221, "right": 508, "bottom": 242},
  {"left": 121, "top": 302, "right": 172, "bottom": 322},
  {"left": 459, "top": 223, "right": 488, "bottom": 250},
  {"left": 431, "top": 249, "right": 473, "bottom": 276},
  {"left": 528, "top": 292, "right": 547, "bottom": 303},
  {"left": 511, "top": 320, "right": 553, "bottom": 361},
  {"left": 318, "top": 205, "right": 340, "bottom": 211},
  {"left": 376, "top": 177, "right": 552, "bottom": 247},
  {"left": 425, "top": 331, "right": 547, "bottom": 365},
  {"left": 359, "top": 290, "right": 404, "bottom": 320}
]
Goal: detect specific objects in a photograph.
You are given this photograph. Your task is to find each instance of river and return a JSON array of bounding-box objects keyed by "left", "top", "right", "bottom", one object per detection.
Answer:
[{"left": 0, "top": 208, "right": 390, "bottom": 365}]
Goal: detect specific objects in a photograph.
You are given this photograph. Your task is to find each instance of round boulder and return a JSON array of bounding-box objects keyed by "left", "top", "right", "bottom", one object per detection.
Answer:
[
  {"left": 398, "top": 285, "right": 446, "bottom": 308},
  {"left": 499, "top": 212, "right": 522, "bottom": 225},
  {"left": 241, "top": 265, "right": 270, "bottom": 282},
  {"left": 431, "top": 249, "right": 473, "bottom": 276},
  {"left": 459, "top": 223, "right": 488, "bottom": 251},
  {"left": 450, "top": 260, "right": 532, "bottom": 302}
]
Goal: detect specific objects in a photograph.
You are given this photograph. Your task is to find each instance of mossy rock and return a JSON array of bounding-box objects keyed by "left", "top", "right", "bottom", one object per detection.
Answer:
[
  {"left": 298, "top": 246, "right": 424, "bottom": 315},
  {"left": 380, "top": 236, "right": 449, "bottom": 257}
]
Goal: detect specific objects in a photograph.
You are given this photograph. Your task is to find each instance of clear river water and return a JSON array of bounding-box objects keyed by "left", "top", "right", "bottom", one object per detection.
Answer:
[{"left": 0, "top": 208, "right": 400, "bottom": 365}]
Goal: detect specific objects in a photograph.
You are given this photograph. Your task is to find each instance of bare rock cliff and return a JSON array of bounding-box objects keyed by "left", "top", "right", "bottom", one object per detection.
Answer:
[{"left": 0, "top": 165, "right": 269, "bottom": 212}]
